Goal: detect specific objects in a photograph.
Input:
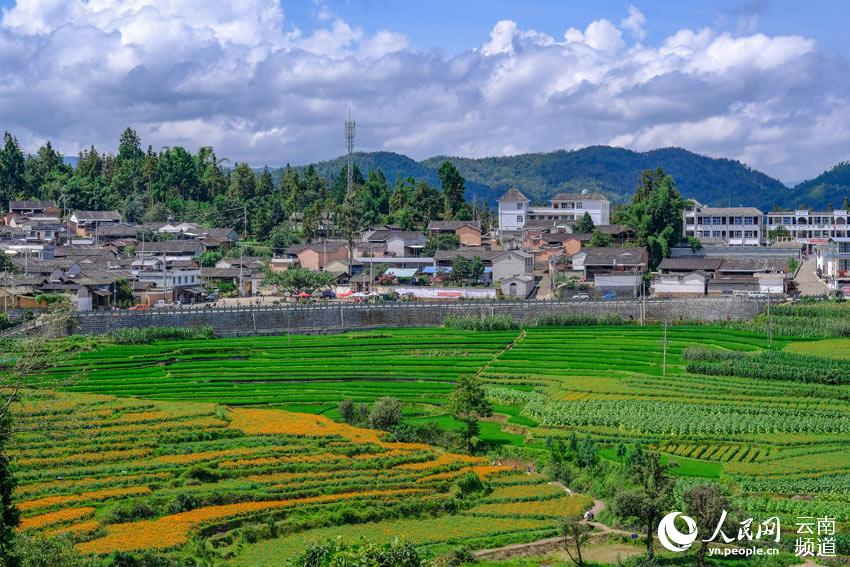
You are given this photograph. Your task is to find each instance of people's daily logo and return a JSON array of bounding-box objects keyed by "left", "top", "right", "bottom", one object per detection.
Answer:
[{"left": 658, "top": 512, "right": 698, "bottom": 552}]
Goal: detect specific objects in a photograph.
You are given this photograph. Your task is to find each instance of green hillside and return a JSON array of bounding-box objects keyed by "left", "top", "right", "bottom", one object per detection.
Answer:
[
  {"left": 791, "top": 161, "right": 850, "bottom": 210},
  {"left": 277, "top": 146, "right": 850, "bottom": 210}
]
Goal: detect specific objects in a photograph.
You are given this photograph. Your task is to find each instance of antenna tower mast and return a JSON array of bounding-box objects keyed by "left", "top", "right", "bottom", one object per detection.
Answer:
[{"left": 345, "top": 108, "right": 355, "bottom": 197}]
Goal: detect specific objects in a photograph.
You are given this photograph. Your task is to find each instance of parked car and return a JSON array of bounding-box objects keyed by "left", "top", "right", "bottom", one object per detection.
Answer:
[
  {"left": 602, "top": 291, "right": 618, "bottom": 301},
  {"left": 572, "top": 294, "right": 590, "bottom": 300}
]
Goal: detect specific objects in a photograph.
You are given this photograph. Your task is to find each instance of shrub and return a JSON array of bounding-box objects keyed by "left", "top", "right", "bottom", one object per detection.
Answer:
[
  {"left": 168, "top": 493, "right": 200, "bottom": 514},
  {"left": 105, "top": 501, "right": 157, "bottom": 523},
  {"left": 108, "top": 326, "right": 214, "bottom": 345},
  {"left": 452, "top": 472, "right": 488, "bottom": 499},
  {"left": 369, "top": 397, "right": 402, "bottom": 430},
  {"left": 444, "top": 315, "right": 519, "bottom": 331},
  {"left": 293, "top": 538, "right": 423, "bottom": 567},
  {"left": 338, "top": 399, "right": 356, "bottom": 424},
  {"left": 182, "top": 466, "right": 220, "bottom": 484}
]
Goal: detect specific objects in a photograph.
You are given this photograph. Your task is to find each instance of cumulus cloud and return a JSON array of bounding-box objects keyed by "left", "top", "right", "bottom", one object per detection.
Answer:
[{"left": 0, "top": 0, "right": 848, "bottom": 183}]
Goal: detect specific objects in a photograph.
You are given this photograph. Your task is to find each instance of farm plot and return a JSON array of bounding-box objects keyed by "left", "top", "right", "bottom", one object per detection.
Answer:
[
  {"left": 232, "top": 473, "right": 592, "bottom": 565},
  {"left": 33, "top": 329, "right": 518, "bottom": 409},
  {"left": 11, "top": 389, "right": 572, "bottom": 559}
]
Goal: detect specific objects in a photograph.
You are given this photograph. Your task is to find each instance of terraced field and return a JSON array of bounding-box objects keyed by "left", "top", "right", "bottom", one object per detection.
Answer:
[
  {"left": 13, "top": 321, "right": 850, "bottom": 560},
  {"left": 12, "top": 389, "right": 573, "bottom": 561}
]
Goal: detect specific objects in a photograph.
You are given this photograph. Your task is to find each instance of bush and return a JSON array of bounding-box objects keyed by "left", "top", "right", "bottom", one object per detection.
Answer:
[
  {"left": 108, "top": 326, "right": 214, "bottom": 345},
  {"left": 338, "top": 399, "right": 356, "bottom": 424},
  {"left": 389, "top": 422, "right": 455, "bottom": 447},
  {"left": 293, "top": 538, "right": 423, "bottom": 567},
  {"left": 105, "top": 501, "right": 157, "bottom": 523},
  {"left": 452, "top": 472, "right": 488, "bottom": 499},
  {"left": 182, "top": 466, "right": 220, "bottom": 484},
  {"left": 444, "top": 315, "right": 519, "bottom": 331},
  {"left": 369, "top": 397, "right": 402, "bottom": 430},
  {"left": 167, "top": 493, "right": 200, "bottom": 514},
  {"left": 15, "top": 533, "right": 95, "bottom": 567}
]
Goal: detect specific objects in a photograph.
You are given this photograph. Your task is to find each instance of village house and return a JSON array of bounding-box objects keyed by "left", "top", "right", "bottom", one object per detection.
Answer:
[
  {"left": 572, "top": 247, "right": 647, "bottom": 295},
  {"left": 492, "top": 250, "right": 534, "bottom": 283},
  {"left": 69, "top": 210, "right": 122, "bottom": 240},
  {"left": 426, "top": 220, "right": 483, "bottom": 247}
]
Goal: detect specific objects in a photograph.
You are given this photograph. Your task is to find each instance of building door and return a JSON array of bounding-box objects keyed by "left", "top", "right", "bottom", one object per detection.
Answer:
[{"left": 508, "top": 282, "right": 518, "bottom": 297}]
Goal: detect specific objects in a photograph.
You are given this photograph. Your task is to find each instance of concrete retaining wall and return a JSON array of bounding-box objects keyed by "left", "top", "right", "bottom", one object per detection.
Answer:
[{"left": 71, "top": 298, "right": 766, "bottom": 337}]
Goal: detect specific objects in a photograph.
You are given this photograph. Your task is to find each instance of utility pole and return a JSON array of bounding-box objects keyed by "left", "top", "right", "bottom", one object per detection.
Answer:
[
  {"left": 662, "top": 322, "right": 668, "bottom": 376},
  {"left": 239, "top": 204, "right": 246, "bottom": 300},
  {"left": 344, "top": 108, "right": 356, "bottom": 269}
]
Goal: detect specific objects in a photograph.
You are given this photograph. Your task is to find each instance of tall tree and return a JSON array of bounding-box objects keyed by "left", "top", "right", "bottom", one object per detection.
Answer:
[
  {"left": 614, "top": 450, "right": 677, "bottom": 561},
  {"left": 448, "top": 374, "right": 492, "bottom": 452},
  {"left": 280, "top": 165, "right": 302, "bottom": 212},
  {"left": 574, "top": 212, "right": 595, "bottom": 234},
  {"left": 256, "top": 166, "right": 274, "bottom": 198},
  {"left": 117, "top": 127, "right": 144, "bottom": 163},
  {"left": 0, "top": 132, "right": 28, "bottom": 203},
  {"left": 227, "top": 162, "right": 256, "bottom": 201},
  {"left": 155, "top": 147, "right": 200, "bottom": 201},
  {"left": 438, "top": 160, "right": 465, "bottom": 219},
  {"left": 683, "top": 483, "right": 732, "bottom": 567},
  {"left": 627, "top": 168, "right": 685, "bottom": 270}
]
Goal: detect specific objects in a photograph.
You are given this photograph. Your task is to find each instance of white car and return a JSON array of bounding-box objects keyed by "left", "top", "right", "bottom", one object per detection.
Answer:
[{"left": 572, "top": 293, "right": 590, "bottom": 300}]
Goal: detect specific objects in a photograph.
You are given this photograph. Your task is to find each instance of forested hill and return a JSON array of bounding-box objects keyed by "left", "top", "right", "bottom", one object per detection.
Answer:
[
  {"left": 294, "top": 151, "right": 500, "bottom": 204},
  {"left": 790, "top": 162, "right": 850, "bottom": 210},
  {"left": 421, "top": 146, "right": 795, "bottom": 208},
  {"left": 293, "top": 146, "right": 821, "bottom": 209}
]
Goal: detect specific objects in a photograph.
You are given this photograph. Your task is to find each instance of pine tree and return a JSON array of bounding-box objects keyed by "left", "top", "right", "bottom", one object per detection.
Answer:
[{"left": 0, "top": 132, "right": 27, "bottom": 203}]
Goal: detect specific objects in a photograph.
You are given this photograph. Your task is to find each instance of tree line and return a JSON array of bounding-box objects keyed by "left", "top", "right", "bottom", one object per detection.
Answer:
[{"left": 0, "top": 129, "right": 491, "bottom": 250}]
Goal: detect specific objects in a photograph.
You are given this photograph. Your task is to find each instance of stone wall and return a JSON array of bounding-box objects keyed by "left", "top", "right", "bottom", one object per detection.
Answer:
[{"left": 71, "top": 298, "right": 765, "bottom": 337}]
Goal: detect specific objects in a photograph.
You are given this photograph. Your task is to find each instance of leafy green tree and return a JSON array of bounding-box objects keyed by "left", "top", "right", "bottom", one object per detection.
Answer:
[
  {"left": 589, "top": 229, "right": 614, "bottom": 247},
  {"left": 117, "top": 127, "right": 144, "bottom": 163},
  {"left": 453, "top": 256, "right": 485, "bottom": 284},
  {"left": 683, "top": 483, "right": 732, "bottom": 567},
  {"left": 438, "top": 160, "right": 466, "bottom": 219},
  {"left": 687, "top": 236, "right": 703, "bottom": 252},
  {"left": 767, "top": 225, "right": 791, "bottom": 243},
  {"left": 574, "top": 212, "right": 595, "bottom": 234},
  {"left": 226, "top": 162, "right": 256, "bottom": 201},
  {"left": 423, "top": 233, "right": 460, "bottom": 256},
  {"left": 561, "top": 513, "right": 593, "bottom": 566},
  {"left": 155, "top": 147, "right": 200, "bottom": 201},
  {"left": 614, "top": 450, "right": 678, "bottom": 561},
  {"left": 268, "top": 223, "right": 298, "bottom": 252},
  {"left": 844, "top": 196, "right": 850, "bottom": 210},
  {"left": 448, "top": 374, "right": 492, "bottom": 452},
  {"left": 256, "top": 167, "right": 274, "bottom": 198},
  {"left": 369, "top": 397, "right": 402, "bottom": 430},
  {"left": 411, "top": 181, "right": 443, "bottom": 223},
  {"left": 263, "top": 268, "right": 334, "bottom": 295},
  {"left": 198, "top": 251, "right": 223, "bottom": 267},
  {"left": 196, "top": 147, "right": 226, "bottom": 200},
  {"left": 626, "top": 168, "right": 685, "bottom": 270},
  {"left": 0, "top": 132, "right": 27, "bottom": 202},
  {"left": 280, "top": 165, "right": 302, "bottom": 212}
]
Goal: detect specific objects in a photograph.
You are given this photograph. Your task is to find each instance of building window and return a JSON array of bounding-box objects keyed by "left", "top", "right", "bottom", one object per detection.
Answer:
[
  {"left": 576, "top": 202, "right": 582, "bottom": 209},
  {"left": 516, "top": 215, "right": 524, "bottom": 223},
  {"left": 733, "top": 217, "right": 743, "bottom": 225},
  {"left": 712, "top": 217, "right": 722, "bottom": 225},
  {"left": 516, "top": 203, "right": 523, "bottom": 210}
]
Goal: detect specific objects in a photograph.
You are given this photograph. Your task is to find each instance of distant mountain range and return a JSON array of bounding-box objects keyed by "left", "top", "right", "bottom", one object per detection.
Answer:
[{"left": 301, "top": 146, "right": 850, "bottom": 211}]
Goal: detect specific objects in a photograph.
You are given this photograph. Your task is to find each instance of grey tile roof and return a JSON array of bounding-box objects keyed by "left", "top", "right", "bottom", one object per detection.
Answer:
[{"left": 499, "top": 188, "right": 528, "bottom": 201}]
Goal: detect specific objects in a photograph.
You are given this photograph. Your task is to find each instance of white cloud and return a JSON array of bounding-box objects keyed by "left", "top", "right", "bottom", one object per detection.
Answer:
[
  {"left": 620, "top": 5, "right": 646, "bottom": 41},
  {"left": 0, "top": 0, "right": 848, "bottom": 184}
]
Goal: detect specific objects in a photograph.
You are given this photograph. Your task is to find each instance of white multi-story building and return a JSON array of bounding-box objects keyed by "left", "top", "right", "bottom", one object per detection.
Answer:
[
  {"left": 683, "top": 202, "right": 763, "bottom": 246},
  {"left": 498, "top": 189, "right": 609, "bottom": 232},
  {"left": 765, "top": 209, "right": 849, "bottom": 251},
  {"left": 815, "top": 238, "right": 850, "bottom": 296}
]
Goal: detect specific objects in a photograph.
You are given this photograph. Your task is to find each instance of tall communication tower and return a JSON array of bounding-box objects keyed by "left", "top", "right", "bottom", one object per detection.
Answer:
[{"left": 345, "top": 108, "right": 355, "bottom": 196}]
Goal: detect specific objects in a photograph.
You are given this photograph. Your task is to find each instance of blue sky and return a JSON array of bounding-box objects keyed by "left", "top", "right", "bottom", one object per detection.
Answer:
[
  {"left": 283, "top": 1, "right": 850, "bottom": 57},
  {"left": 1, "top": 0, "right": 849, "bottom": 182}
]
